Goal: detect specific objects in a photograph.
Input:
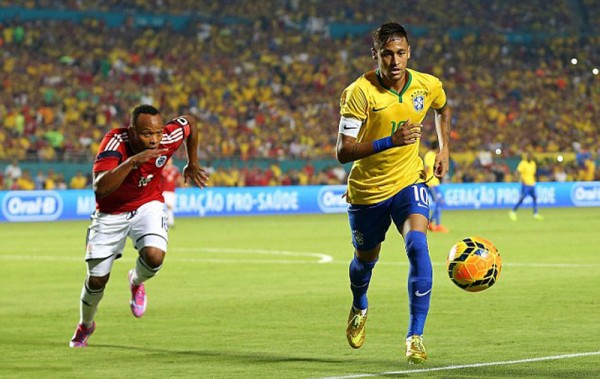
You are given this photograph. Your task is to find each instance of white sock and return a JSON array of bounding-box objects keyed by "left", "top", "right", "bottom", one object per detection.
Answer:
[
  {"left": 130, "top": 257, "right": 161, "bottom": 286},
  {"left": 80, "top": 282, "right": 104, "bottom": 327},
  {"left": 352, "top": 306, "right": 367, "bottom": 316}
]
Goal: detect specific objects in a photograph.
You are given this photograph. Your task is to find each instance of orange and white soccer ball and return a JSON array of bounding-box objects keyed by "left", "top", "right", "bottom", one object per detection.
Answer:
[{"left": 447, "top": 237, "right": 502, "bottom": 292}]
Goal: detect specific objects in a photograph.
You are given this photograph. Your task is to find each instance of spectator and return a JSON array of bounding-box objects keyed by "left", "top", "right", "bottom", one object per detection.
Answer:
[
  {"left": 55, "top": 173, "right": 68, "bottom": 189},
  {"left": 16, "top": 169, "right": 35, "bottom": 190},
  {"left": 0, "top": 2, "right": 597, "bottom": 186},
  {"left": 69, "top": 170, "right": 88, "bottom": 189},
  {"left": 553, "top": 164, "right": 568, "bottom": 182},
  {"left": 34, "top": 169, "right": 46, "bottom": 190},
  {"left": 4, "top": 159, "right": 22, "bottom": 188},
  {"left": 44, "top": 168, "right": 57, "bottom": 190}
]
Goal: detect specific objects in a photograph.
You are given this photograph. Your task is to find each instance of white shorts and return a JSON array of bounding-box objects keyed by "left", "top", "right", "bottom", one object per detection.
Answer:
[{"left": 85, "top": 200, "right": 168, "bottom": 276}]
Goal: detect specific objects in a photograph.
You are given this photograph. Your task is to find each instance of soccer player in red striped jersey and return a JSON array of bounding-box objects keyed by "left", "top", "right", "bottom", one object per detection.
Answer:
[{"left": 70, "top": 104, "right": 209, "bottom": 348}]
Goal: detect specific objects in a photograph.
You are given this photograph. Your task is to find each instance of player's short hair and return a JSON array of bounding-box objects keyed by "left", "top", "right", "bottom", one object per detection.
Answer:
[
  {"left": 430, "top": 140, "right": 439, "bottom": 150},
  {"left": 130, "top": 104, "right": 161, "bottom": 128},
  {"left": 372, "top": 22, "right": 409, "bottom": 50}
]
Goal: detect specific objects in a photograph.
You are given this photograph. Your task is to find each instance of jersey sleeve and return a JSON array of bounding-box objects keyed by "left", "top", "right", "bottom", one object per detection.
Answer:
[
  {"left": 430, "top": 77, "right": 447, "bottom": 111},
  {"left": 93, "top": 130, "right": 125, "bottom": 173},
  {"left": 167, "top": 116, "right": 192, "bottom": 136},
  {"left": 340, "top": 81, "right": 369, "bottom": 122},
  {"left": 162, "top": 116, "right": 192, "bottom": 153}
]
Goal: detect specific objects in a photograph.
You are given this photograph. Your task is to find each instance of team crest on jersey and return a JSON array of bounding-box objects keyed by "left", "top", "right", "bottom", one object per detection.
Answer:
[
  {"left": 411, "top": 90, "right": 427, "bottom": 112},
  {"left": 412, "top": 95, "right": 424, "bottom": 111},
  {"left": 155, "top": 155, "right": 167, "bottom": 167}
]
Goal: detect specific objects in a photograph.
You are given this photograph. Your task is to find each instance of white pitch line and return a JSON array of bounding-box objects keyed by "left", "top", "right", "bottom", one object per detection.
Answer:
[
  {"left": 175, "top": 247, "right": 334, "bottom": 263},
  {"left": 0, "top": 255, "right": 328, "bottom": 265},
  {"left": 0, "top": 247, "right": 334, "bottom": 265},
  {"left": 318, "top": 351, "right": 600, "bottom": 379}
]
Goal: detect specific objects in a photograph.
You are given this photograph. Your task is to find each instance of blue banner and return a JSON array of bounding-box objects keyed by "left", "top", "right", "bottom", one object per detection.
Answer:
[
  {"left": 0, "top": 182, "right": 598, "bottom": 222},
  {"left": 173, "top": 185, "right": 348, "bottom": 217},
  {"left": 438, "top": 181, "right": 600, "bottom": 209}
]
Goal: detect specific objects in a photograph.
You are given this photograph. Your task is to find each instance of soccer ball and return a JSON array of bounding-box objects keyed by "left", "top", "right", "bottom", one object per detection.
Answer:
[{"left": 447, "top": 237, "right": 502, "bottom": 292}]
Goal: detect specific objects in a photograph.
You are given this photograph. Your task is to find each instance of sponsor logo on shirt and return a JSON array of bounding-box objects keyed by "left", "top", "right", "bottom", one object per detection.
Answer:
[
  {"left": 138, "top": 174, "right": 155, "bottom": 187},
  {"left": 372, "top": 105, "right": 388, "bottom": 112}
]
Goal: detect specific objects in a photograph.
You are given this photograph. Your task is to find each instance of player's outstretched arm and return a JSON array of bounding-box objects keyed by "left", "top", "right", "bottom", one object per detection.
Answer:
[
  {"left": 336, "top": 120, "right": 422, "bottom": 164},
  {"left": 179, "top": 115, "right": 210, "bottom": 188}
]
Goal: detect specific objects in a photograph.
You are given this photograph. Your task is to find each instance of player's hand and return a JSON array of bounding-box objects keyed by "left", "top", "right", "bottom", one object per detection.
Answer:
[
  {"left": 391, "top": 119, "right": 422, "bottom": 146},
  {"left": 130, "top": 148, "right": 169, "bottom": 169},
  {"left": 434, "top": 149, "right": 450, "bottom": 179},
  {"left": 183, "top": 162, "right": 210, "bottom": 188}
]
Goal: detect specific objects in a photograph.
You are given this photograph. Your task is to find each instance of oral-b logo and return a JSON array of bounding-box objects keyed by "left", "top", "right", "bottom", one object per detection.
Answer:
[
  {"left": 318, "top": 185, "right": 347, "bottom": 213},
  {"left": 2, "top": 191, "right": 63, "bottom": 222},
  {"left": 571, "top": 182, "right": 600, "bottom": 206}
]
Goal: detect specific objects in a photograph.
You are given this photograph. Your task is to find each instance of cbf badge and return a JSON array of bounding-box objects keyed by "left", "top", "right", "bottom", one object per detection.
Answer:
[
  {"left": 155, "top": 155, "right": 167, "bottom": 167},
  {"left": 412, "top": 95, "right": 424, "bottom": 111}
]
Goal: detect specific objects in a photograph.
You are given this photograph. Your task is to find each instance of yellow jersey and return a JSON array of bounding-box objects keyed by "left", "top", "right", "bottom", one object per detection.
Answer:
[
  {"left": 69, "top": 175, "right": 88, "bottom": 189},
  {"left": 423, "top": 150, "right": 440, "bottom": 187},
  {"left": 583, "top": 159, "right": 596, "bottom": 181},
  {"left": 340, "top": 68, "right": 447, "bottom": 204},
  {"left": 516, "top": 159, "right": 537, "bottom": 186}
]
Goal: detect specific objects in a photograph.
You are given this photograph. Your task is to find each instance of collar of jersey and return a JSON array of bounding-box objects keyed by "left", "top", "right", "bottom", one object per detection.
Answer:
[{"left": 375, "top": 68, "right": 412, "bottom": 103}]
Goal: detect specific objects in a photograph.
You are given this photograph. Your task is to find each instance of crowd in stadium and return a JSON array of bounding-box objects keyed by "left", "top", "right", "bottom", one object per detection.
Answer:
[{"left": 0, "top": 0, "right": 598, "bottom": 189}]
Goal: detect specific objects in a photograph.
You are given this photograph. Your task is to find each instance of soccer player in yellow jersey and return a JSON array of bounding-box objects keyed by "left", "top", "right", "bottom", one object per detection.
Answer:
[
  {"left": 424, "top": 140, "right": 448, "bottom": 232},
  {"left": 336, "top": 22, "right": 451, "bottom": 364},
  {"left": 581, "top": 157, "right": 596, "bottom": 181},
  {"left": 509, "top": 152, "right": 543, "bottom": 221}
]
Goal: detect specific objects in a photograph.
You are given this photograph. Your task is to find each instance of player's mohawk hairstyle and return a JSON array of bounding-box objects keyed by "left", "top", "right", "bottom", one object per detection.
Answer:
[{"left": 372, "top": 22, "right": 409, "bottom": 50}]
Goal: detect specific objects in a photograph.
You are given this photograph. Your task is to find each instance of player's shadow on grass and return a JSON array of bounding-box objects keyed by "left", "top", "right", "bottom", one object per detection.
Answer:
[{"left": 92, "top": 344, "right": 348, "bottom": 365}]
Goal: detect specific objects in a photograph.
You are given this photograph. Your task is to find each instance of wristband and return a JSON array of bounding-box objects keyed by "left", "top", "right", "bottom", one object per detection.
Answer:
[{"left": 372, "top": 136, "right": 394, "bottom": 153}]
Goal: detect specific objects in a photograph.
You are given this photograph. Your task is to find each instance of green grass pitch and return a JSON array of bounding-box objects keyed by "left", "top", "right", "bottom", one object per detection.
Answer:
[{"left": 1, "top": 207, "right": 599, "bottom": 378}]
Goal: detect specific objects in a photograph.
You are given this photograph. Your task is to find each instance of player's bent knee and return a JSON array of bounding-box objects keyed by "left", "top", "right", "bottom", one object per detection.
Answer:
[
  {"left": 405, "top": 231, "right": 428, "bottom": 257},
  {"left": 140, "top": 247, "right": 166, "bottom": 269},
  {"left": 87, "top": 274, "right": 109, "bottom": 290},
  {"left": 356, "top": 245, "right": 381, "bottom": 262}
]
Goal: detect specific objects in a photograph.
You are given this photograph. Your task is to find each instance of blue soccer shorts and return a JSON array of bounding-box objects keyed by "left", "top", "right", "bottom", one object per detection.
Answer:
[
  {"left": 521, "top": 184, "right": 536, "bottom": 198},
  {"left": 347, "top": 183, "right": 430, "bottom": 251}
]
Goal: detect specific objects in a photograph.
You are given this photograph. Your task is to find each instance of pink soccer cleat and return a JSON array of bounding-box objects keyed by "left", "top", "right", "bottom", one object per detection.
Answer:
[
  {"left": 69, "top": 322, "right": 96, "bottom": 348},
  {"left": 128, "top": 269, "right": 147, "bottom": 318}
]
